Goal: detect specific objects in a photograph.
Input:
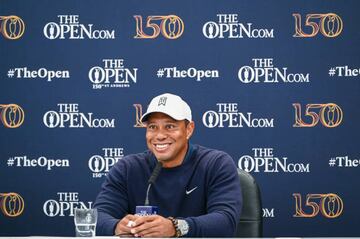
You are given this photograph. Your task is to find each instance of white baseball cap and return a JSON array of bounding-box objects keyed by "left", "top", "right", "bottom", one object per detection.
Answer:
[{"left": 140, "top": 93, "right": 192, "bottom": 122}]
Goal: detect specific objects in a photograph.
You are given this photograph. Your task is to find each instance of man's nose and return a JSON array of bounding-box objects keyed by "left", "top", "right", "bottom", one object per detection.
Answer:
[{"left": 155, "top": 128, "right": 168, "bottom": 140}]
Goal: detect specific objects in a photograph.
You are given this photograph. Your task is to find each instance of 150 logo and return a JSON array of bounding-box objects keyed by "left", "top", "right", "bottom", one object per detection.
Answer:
[
  {"left": 134, "top": 15, "right": 184, "bottom": 39},
  {"left": 0, "top": 104, "right": 25, "bottom": 128},
  {"left": 293, "top": 13, "right": 343, "bottom": 38},
  {"left": 293, "top": 103, "right": 343, "bottom": 128},
  {"left": 133, "top": 104, "right": 146, "bottom": 128},
  {"left": 293, "top": 193, "right": 343, "bottom": 218},
  {"left": 0, "top": 193, "right": 25, "bottom": 217},
  {"left": 0, "top": 16, "right": 25, "bottom": 39}
]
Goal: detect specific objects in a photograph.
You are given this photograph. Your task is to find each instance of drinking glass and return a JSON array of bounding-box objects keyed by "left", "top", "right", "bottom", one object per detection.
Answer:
[{"left": 74, "top": 208, "right": 97, "bottom": 237}]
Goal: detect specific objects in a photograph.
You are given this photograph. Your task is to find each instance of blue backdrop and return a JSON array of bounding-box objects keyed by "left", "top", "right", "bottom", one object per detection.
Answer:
[{"left": 1, "top": 0, "right": 360, "bottom": 237}]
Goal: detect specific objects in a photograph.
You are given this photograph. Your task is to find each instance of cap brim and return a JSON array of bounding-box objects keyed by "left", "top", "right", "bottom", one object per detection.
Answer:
[
  {"left": 140, "top": 110, "right": 186, "bottom": 123},
  {"left": 140, "top": 112, "right": 152, "bottom": 123}
]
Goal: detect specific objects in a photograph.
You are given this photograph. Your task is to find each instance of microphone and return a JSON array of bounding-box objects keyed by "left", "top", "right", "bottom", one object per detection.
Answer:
[
  {"left": 145, "top": 161, "right": 162, "bottom": 205},
  {"left": 135, "top": 161, "right": 162, "bottom": 216}
]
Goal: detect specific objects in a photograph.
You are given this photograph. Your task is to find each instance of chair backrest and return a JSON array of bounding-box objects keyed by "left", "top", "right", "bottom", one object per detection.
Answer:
[{"left": 236, "top": 169, "right": 263, "bottom": 237}]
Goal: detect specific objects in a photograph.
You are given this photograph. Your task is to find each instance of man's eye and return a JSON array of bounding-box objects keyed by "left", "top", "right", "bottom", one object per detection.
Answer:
[
  {"left": 166, "top": 124, "right": 176, "bottom": 129},
  {"left": 147, "top": 125, "right": 156, "bottom": 130}
]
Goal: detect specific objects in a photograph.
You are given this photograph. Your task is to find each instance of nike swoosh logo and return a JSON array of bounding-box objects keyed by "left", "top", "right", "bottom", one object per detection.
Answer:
[{"left": 186, "top": 187, "right": 198, "bottom": 195}]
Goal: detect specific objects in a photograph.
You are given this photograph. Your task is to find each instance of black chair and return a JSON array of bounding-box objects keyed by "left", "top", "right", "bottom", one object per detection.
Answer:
[{"left": 236, "top": 169, "right": 263, "bottom": 237}]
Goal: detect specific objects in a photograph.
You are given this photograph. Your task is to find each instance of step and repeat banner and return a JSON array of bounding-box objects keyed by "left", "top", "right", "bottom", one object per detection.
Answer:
[{"left": 1, "top": 0, "right": 359, "bottom": 237}]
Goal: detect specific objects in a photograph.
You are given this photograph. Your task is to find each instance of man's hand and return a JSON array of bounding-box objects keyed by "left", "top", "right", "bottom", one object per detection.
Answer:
[
  {"left": 130, "top": 215, "right": 175, "bottom": 237},
  {"left": 115, "top": 214, "right": 141, "bottom": 236}
]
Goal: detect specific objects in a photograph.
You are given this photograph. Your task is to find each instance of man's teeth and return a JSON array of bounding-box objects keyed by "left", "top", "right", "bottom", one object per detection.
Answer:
[{"left": 156, "top": 144, "right": 169, "bottom": 149}]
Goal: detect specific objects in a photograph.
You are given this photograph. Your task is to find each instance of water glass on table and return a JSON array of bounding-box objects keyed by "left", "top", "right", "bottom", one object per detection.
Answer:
[{"left": 74, "top": 208, "right": 97, "bottom": 237}]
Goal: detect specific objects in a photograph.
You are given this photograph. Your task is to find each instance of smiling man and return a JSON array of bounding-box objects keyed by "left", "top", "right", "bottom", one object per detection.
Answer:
[{"left": 94, "top": 93, "right": 242, "bottom": 237}]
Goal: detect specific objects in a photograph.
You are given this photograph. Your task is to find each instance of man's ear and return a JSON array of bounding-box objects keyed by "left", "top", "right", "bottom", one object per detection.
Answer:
[{"left": 186, "top": 121, "right": 195, "bottom": 139}]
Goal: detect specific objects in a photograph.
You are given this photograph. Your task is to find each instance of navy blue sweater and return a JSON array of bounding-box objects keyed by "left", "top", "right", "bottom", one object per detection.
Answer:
[{"left": 94, "top": 144, "right": 242, "bottom": 237}]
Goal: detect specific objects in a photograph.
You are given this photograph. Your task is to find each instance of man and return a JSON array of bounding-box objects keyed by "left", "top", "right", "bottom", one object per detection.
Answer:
[{"left": 94, "top": 93, "right": 242, "bottom": 237}]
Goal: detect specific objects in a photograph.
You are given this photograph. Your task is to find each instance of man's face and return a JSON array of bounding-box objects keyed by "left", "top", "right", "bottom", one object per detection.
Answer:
[{"left": 145, "top": 112, "right": 194, "bottom": 168}]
